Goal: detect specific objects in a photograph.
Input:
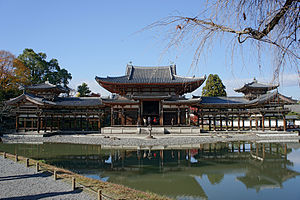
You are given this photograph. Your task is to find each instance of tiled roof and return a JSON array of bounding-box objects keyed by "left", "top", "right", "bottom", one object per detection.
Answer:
[
  {"left": 6, "top": 93, "right": 103, "bottom": 107},
  {"left": 54, "top": 97, "right": 103, "bottom": 107},
  {"left": 95, "top": 65, "right": 206, "bottom": 84},
  {"left": 235, "top": 79, "right": 278, "bottom": 93},
  {"left": 24, "top": 81, "right": 69, "bottom": 93},
  {"left": 198, "top": 91, "right": 278, "bottom": 106}
]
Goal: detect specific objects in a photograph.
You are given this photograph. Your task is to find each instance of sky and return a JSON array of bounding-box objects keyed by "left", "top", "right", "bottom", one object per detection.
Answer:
[{"left": 0, "top": 0, "right": 299, "bottom": 99}]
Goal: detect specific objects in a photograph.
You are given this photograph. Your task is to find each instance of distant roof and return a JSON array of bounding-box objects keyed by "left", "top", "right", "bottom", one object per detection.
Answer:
[
  {"left": 95, "top": 64, "right": 206, "bottom": 84},
  {"left": 234, "top": 78, "right": 278, "bottom": 93},
  {"left": 196, "top": 91, "right": 278, "bottom": 107},
  {"left": 24, "top": 81, "right": 69, "bottom": 93},
  {"left": 6, "top": 93, "right": 103, "bottom": 107}
]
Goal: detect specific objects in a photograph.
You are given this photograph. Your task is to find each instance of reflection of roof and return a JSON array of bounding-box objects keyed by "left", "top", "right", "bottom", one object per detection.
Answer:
[
  {"left": 6, "top": 93, "right": 103, "bottom": 107},
  {"left": 197, "top": 91, "right": 278, "bottom": 107},
  {"left": 24, "top": 81, "right": 69, "bottom": 93},
  {"left": 95, "top": 65, "right": 206, "bottom": 84},
  {"left": 234, "top": 79, "right": 278, "bottom": 93}
]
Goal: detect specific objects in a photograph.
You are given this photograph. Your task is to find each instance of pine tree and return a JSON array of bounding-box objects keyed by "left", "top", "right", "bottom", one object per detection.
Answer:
[
  {"left": 77, "top": 83, "right": 91, "bottom": 97},
  {"left": 202, "top": 74, "right": 227, "bottom": 97}
]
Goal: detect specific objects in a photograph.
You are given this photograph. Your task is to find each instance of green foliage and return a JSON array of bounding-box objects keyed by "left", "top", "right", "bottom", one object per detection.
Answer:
[
  {"left": 0, "top": 89, "right": 22, "bottom": 102},
  {"left": 18, "top": 48, "right": 72, "bottom": 86},
  {"left": 77, "top": 83, "right": 91, "bottom": 97},
  {"left": 202, "top": 74, "right": 227, "bottom": 97}
]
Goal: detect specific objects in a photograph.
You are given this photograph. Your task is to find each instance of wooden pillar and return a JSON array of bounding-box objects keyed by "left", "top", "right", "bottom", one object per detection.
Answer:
[
  {"left": 57, "top": 116, "right": 60, "bottom": 130},
  {"left": 225, "top": 114, "right": 228, "bottom": 131},
  {"left": 61, "top": 114, "right": 64, "bottom": 130},
  {"left": 242, "top": 116, "right": 245, "bottom": 130},
  {"left": 74, "top": 114, "right": 77, "bottom": 130},
  {"left": 15, "top": 115, "right": 19, "bottom": 132},
  {"left": 255, "top": 118, "right": 258, "bottom": 130},
  {"left": 283, "top": 114, "right": 287, "bottom": 131},
  {"left": 37, "top": 115, "right": 40, "bottom": 133},
  {"left": 220, "top": 115, "right": 223, "bottom": 131},
  {"left": 262, "top": 114, "right": 265, "bottom": 132},
  {"left": 249, "top": 114, "right": 252, "bottom": 130},
  {"left": 98, "top": 114, "right": 101, "bottom": 132},
  {"left": 237, "top": 115, "right": 240, "bottom": 131},
  {"left": 86, "top": 114, "right": 89, "bottom": 131},
  {"left": 69, "top": 115, "right": 72, "bottom": 129},
  {"left": 269, "top": 116, "right": 272, "bottom": 130},
  {"left": 44, "top": 116, "right": 47, "bottom": 132},
  {"left": 137, "top": 104, "right": 141, "bottom": 126},
  {"left": 188, "top": 108, "right": 191, "bottom": 126},
  {"left": 121, "top": 107, "right": 125, "bottom": 126},
  {"left": 208, "top": 116, "right": 211, "bottom": 131},
  {"left": 24, "top": 117, "right": 27, "bottom": 132},
  {"left": 275, "top": 118, "right": 278, "bottom": 130},
  {"left": 231, "top": 115, "right": 234, "bottom": 130},
  {"left": 31, "top": 117, "right": 34, "bottom": 131},
  {"left": 80, "top": 115, "right": 83, "bottom": 130},
  {"left": 111, "top": 107, "right": 114, "bottom": 126},
  {"left": 160, "top": 102, "right": 164, "bottom": 125},
  {"left": 213, "top": 115, "right": 216, "bottom": 131},
  {"left": 177, "top": 107, "right": 180, "bottom": 126},
  {"left": 50, "top": 115, "right": 53, "bottom": 132},
  {"left": 201, "top": 114, "right": 204, "bottom": 129}
]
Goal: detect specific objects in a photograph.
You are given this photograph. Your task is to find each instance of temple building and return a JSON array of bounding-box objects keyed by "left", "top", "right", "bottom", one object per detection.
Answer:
[
  {"left": 6, "top": 64, "right": 297, "bottom": 133},
  {"left": 7, "top": 81, "right": 104, "bottom": 133},
  {"left": 96, "top": 64, "right": 205, "bottom": 126}
]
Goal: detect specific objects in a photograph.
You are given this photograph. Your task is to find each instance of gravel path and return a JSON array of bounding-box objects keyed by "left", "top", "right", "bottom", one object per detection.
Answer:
[
  {"left": 2, "top": 132, "right": 299, "bottom": 147},
  {"left": 0, "top": 157, "right": 95, "bottom": 200}
]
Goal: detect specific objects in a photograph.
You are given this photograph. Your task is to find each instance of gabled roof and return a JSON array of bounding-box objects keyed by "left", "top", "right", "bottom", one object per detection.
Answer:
[
  {"left": 234, "top": 78, "right": 278, "bottom": 93},
  {"left": 6, "top": 93, "right": 103, "bottom": 107},
  {"left": 24, "top": 81, "right": 69, "bottom": 93},
  {"left": 95, "top": 64, "right": 206, "bottom": 84},
  {"left": 197, "top": 91, "right": 278, "bottom": 107}
]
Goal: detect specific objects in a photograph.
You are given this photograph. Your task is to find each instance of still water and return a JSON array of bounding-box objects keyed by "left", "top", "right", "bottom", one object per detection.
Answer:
[{"left": 1, "top": 142, "right": 300, "bottom": 200}]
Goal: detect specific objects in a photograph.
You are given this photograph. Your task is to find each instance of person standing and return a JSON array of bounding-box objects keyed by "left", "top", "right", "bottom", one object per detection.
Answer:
[{"left": 147, "top": 116, "right": 151, "bottom": 126}]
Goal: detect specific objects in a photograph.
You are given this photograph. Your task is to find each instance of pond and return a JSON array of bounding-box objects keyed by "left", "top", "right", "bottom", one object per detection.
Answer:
[{"left": 1, "top": 141, "right": 300, "bottom": 200}]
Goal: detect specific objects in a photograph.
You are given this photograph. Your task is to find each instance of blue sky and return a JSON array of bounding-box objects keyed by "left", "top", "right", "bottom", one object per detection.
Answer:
[{"left": 1, "top": 0, "right": 299, "bottom": 99}]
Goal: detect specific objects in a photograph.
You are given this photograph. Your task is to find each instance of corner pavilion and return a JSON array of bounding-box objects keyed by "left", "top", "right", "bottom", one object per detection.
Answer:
[{"left": 6, "top": 64, "right": 296, "bottom": 133}]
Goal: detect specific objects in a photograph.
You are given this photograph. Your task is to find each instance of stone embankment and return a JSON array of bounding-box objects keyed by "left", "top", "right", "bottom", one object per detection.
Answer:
[{"left": 1, "top": 132, "right": 299, "bottom": 148}]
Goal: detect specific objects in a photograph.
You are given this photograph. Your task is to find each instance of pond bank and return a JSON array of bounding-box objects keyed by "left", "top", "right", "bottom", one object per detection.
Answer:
[
  {"left": 1, "top": 132, "right": 299, "bottom": 147},
  {"left": 0, "top": 154, "right": 94, "bottom": 200},
  {"left": 0, "top": 152, "right": 170, "bottom": 200}
]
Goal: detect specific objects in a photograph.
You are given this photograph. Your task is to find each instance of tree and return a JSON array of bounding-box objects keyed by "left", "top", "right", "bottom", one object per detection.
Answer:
[
  {"left": 147, "top": 0, "right": 299, "bottom": 80},
  {"left": 18, "top": 48, "right": 72, "bottom": 86},
  {"left": 202, "top": 74, "right": 227, "bottom": 97},
  {"left": 77, "top": 83, "right": 91, "bottom": 97},
  {"left": 0, "top": 50, "right": 31, "bottom": 91}
]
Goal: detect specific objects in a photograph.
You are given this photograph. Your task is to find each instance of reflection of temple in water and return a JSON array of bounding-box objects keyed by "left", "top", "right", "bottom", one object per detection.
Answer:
[{"left": 0, "top": 142, "right": 299, "bottom": 199}]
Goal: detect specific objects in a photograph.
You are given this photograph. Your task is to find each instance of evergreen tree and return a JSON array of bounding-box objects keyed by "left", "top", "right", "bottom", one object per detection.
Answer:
[
  {"left": 77, "top": 83, "right": 91, "bottom": 97},
  {"left": 18, "top": 48, "right": 72, "bottom": 86},
  {"left": 202, "top": 74, "right": 227, "bottom": 97}
]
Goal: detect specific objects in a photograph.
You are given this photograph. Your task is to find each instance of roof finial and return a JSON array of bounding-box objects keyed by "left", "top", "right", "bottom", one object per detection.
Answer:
[
  {"left": 253, "top": 77, "right": 257, "bottom": 83},
  {"left": 45, "top": 78, "right": 50, "bottom": 84}
]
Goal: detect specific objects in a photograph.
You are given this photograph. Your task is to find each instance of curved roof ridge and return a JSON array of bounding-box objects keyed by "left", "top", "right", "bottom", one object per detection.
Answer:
[
  {"left": 173, "top": 74, "right": 206, "bottom": 80},
  {"left": 131, "top": 65, "right": 173, "bottom": 69}
]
